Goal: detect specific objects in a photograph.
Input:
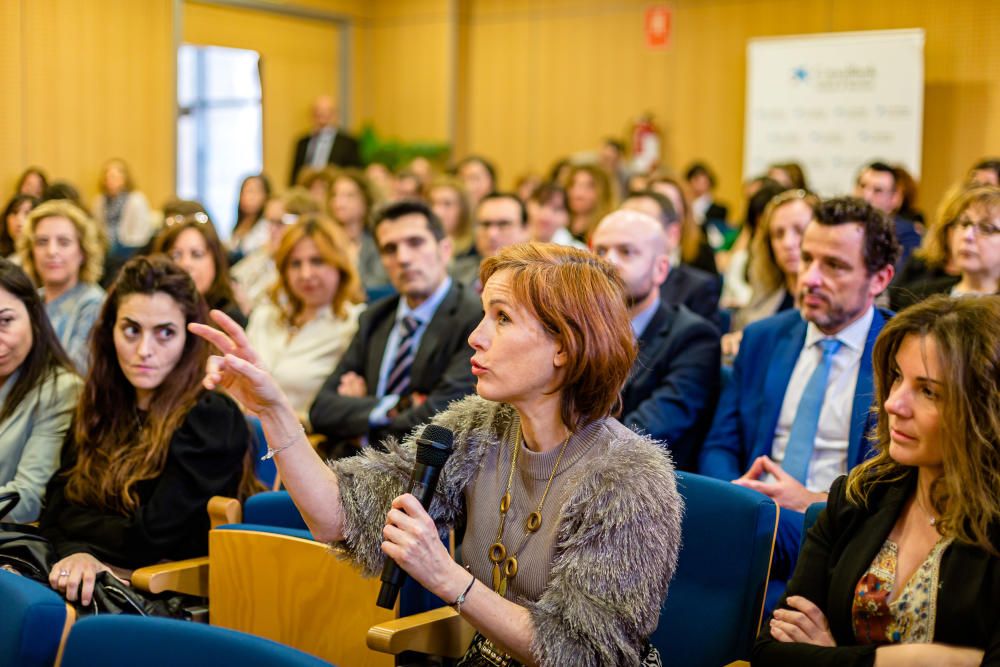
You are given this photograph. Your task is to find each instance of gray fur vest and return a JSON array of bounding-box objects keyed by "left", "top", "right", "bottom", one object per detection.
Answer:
[{"left": 329, "top": 395, "right": 683, "bottom": 666}]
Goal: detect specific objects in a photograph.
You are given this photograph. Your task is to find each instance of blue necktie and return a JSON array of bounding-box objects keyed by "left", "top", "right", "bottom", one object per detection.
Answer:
[
  {"left": 782, "top": 338, "right": 843, "bottom": 484},
  {"left": 384, "top": 315, "right": 420, "bottom": 397}
]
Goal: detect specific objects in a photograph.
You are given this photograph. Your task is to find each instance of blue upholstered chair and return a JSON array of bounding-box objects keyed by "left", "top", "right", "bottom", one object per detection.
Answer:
[
  {"left": 0, "top": 569, "right": 75, "bottom": 667},
  {"left": 650, "top": 471, "right": 779, "bottom": 667},
  {"left": 58, "top": 616, "right": 332, "bottom": 667},
  {"left": 801, "top": 501, "right": 827, "bottom": 551}
]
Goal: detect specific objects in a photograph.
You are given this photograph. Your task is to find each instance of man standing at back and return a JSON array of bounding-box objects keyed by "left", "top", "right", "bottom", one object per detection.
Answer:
[
  {"left": 289, "top": 95, "right": 361, "bottom": 185},
  {"left": 309, "top": 201, "right": 482, "bottom": 458},
  {"left": 700, "top": 197, "right": 898, "bottom": 587}
]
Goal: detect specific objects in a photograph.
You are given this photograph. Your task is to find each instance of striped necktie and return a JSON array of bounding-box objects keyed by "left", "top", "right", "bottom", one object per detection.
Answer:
[
  {"left": 782, "top": 338, "right": 843, "bottom": 484},
  {"left": 385, "top": 315, "right": 421, "bottom": 397}
]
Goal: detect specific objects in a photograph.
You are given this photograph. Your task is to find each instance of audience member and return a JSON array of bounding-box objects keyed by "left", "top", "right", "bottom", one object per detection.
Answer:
[
  {"left": 474, "top": 192, "right": 529, "bottom": 262},
  {"left": 153, "top": 205, "right": 247, "bottom": 328},
  {"left": 620, "top": 190, "right": 722, "bottom": 328},
  {"left": 428, "top": 176, "right": 478, "bottom": 285},
  {"left": 392, "top": 170, "right": 424, "bottom": 202},
  {"left": 566, "top": 164, "right": 614, "bottom": 243},
  {"left": 289, "top": 94, "right": 360, "bottom": 186},
  {"left": 890, "top": 183, "right": 966, "bottom": 300},
  {"left": 246, "top": 216, "right": 364, "bottom": 422},
  {"left": 968, "top": 158, "right": 1000, "bottom": 187},
  {"left": 229, "top": 173, "right": 272, "bottom": 262},
  {"left": 547, "top": 157, "right": 572, "bottom": 186},
  {"left": 90, "top": 158, "right": 155, "bottom": 265},
  {"left": 718, "top": 178, "right": 787, "bottom": 309},
  {"left": 19, "top": 200, "right": 105, "bottom": 373},
  {"left": 38, "top": 256, "right": 253, "bottom": 606},
  {"left": 455, "top": 156, "right": 497, "bottom": 208},
  {"left": 0, "top": 260, "right": 81, "bottom": 523},
  {"left": 730, "top": 190, "right": 819, "bottom": 334},
  {"left": 648, "top": 175, "right": 719, "bottom": 274},
  {"left": 41, "top": 181, "right": 89, "bottom": 214},
  {"left": 598, "top": 138, "right": 629, "bottom": 200},
  {"left": 15, "top": 167, "right": 48, "bottom": 199},
  {"left": 893, "top": 164, "right": 925, "bottom": 229},
  {"left": 686, "top": 161, "right": 729, "bottom": 226},
  {"left": 406, "top": 156, "right": 435, "bottom": 192},
  {"left": 191, "top": 243, "right": 681, "bottom": 666},
  {"left": 295, "top": 166, "right": 335, "bottom": 211},
  {"left": 700, "top": 197, "right": 899, "bottom": 594},
  {"left": 525, "top": 182, "right": 584, "bottom": 249},
  {"left": 514, "top": 173, "right": 542, "bottom": 203},
  {"left": 327, "top": 169, "right": 390, "bottom": 293},
  {"left": 231, "top": 188, "right": 319, "bottom": 313},
  {"left": 754, "top": 294, "right": 1000, "bottom": 666},
  {"left": 308, "top": 200, "right": 480, "bottom": 459},
  {"left": 2, "top": 194, "right": 37, "bottom": 261},
  {"left": 890, "top": 185, "right": 1000, "bottom": 309},
  {"left": 365, "top": 162, "right": 394, "bottom": 201},
  {"left": 592, "top": 210, "right": 721, "bottom": 470},
  {"left": 855, "top": 161, "right": 922, "bottom": 268},
  {"left": 767, "top": 162, "right": 809, "bottom": 190}
]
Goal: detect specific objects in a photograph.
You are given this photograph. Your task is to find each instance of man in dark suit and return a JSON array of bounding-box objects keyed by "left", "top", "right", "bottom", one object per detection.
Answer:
[
  {"left": 854, "top": 161, "right": 922, "bottom": 269},
  {"left": 289, "top": 95, "right": 362, "bottom": 185},
  {"left": 700, "top": 197, "right": 899, "bottom": 589},
  {"left": 592, "top": 210, "right": 721, "bottom": 470},
  {"left": 620, "top": 191, "right": 723, "bottom": 329},
  {"left": 309, "top": 201, "right": 482, "bottom": 457}
]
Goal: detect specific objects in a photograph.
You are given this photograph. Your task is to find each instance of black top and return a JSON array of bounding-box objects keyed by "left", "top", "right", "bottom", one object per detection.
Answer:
[
  {"left": 39, "top": 392, "right": 249, "bottom": 569},
  {"left": 211, "top": 295, "right": 248, "bottom": 329},
  {"left": 753, "top": 473, "right": 1000, "bottom": 666}
]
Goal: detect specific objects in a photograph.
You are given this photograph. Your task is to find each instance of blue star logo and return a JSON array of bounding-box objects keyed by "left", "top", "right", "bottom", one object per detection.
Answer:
[{"left": 793, "top": 67, "right": 808, "bottom": 82}]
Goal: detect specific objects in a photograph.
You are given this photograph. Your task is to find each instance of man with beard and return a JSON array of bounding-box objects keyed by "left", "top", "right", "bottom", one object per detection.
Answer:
[
  {"left": 700, "top": 197, "right": 898, "bottom": 600},
  {"left": 591, "top": 210, "right": 720, "bottom": 470}
]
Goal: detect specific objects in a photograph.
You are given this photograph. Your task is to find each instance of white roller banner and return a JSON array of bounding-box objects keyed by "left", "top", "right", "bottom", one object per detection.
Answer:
[{"left": 744, "top": 29, "right": 924, "bottom": 196}]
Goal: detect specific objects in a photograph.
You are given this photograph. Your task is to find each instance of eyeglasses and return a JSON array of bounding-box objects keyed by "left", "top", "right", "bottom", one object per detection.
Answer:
[
  {"left": 165, "top": 211, "right": 210, "bottom": 227},
  {"left": 265, "top": 213, "right": 299, "bottom": 226},
  {"left": 954, "top": 217, "right": 1000, "bottom": 237}
]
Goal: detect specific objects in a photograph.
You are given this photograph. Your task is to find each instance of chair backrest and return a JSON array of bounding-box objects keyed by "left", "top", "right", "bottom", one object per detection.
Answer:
[
  {"left": 58, "top": 616, "right": 332, "bottom": 667},
  {"left": 243, "top": 491, "right": 308, "bottom": 530},
  {"left": 801, "top": 501, "right": 827, "bottom": 551},
  {"left": 209, "top": 526, "right": 394, "bottom": 666},
  {"left": 650, "top": 472, "right": 778, "bottom": 667},
  {"left": 0, "top": 570, "right": 75, "bottom": 667}
]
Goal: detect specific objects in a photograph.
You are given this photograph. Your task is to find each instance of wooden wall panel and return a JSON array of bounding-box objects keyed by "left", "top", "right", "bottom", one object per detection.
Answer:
[
  {"left": 183, "top": 1, "right": 343, "bottom": 189},
  {"left": 4, "top": 0, "right": 175, "bottom": 208},
  {"left": 359, "top": 0, "right": 454, "bottom": 144},
  {"left": 459, "top": 0, "right": 1000, "bottom": 219}
]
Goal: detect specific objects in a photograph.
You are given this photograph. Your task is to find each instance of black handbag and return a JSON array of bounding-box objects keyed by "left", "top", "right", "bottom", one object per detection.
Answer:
[{"left": 0, "top": 491, "right": 189, "bottom": 618}]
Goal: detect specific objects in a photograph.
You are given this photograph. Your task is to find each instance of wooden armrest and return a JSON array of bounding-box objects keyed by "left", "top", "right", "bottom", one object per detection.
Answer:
[
  {"left": 307, "top": 433, "right": 326, "bottom": 448},
  {"left": 208, "top": 496, "right": 241, "bottom": 528},
  {"left": 724, "top": 662, "right": 750, "bottom": 667},
  {"left": 367, "top": 606, "right": 475, "bottom": 658},
  {"left": 131, "top": 557, "right": 209, "bottom": 595}
]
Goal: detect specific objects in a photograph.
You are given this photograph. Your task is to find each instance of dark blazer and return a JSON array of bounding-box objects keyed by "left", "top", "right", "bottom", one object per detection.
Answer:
[
  {"left": 289, "top": 129, "right": 362, "bottom": 185},
  {"left": 620, "top": 303, "right": 720, "bottom": 471},
  {"left": 309, "top": 282, "right": 482, "bottom": 449},
  {"left": 660, "top": 263, "right": 723, "bottom": 330},
  {"left": 753, "top": 473, "right": 1000, "bottom": 666},
  {"left": 699, "top": 307, "right": 891, "bottom": 481}
]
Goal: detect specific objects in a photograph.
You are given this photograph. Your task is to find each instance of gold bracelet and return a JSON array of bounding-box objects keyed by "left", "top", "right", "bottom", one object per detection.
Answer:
[{"left": 260, "top": 425, "right": 305, "bottom": 461}]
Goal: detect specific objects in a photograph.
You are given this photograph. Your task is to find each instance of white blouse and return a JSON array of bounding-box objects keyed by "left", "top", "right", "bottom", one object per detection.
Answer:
[{"left": 247, "top": 301, "right": 365, "bottom": 420}]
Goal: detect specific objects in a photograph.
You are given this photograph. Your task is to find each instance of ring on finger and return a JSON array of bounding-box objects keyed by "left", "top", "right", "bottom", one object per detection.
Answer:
[{"left": 59, "top": 570, "right": 70, "bottom": 577}]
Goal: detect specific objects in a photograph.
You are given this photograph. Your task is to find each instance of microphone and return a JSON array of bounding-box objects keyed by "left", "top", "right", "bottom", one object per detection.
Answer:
[{"left": 376, "top": 424, "right": 454, "bottom": 609}]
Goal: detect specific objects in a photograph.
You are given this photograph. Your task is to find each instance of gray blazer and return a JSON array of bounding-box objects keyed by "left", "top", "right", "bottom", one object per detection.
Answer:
[{"left": 0, "top": 368, "right": 82, "bottom": 522}]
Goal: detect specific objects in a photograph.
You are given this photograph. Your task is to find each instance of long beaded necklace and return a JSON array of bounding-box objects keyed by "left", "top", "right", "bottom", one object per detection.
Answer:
[{"left": 488, "top": 422, "right": 571, "bottom": 598}]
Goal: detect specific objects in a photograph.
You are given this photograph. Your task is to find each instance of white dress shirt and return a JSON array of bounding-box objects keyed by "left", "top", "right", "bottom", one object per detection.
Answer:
[
  {"left": 247, "top": 301, "right": 364, "bottom": 419},
  {"left": 769, "top": 306, "right": 874, "bottom": 492}
]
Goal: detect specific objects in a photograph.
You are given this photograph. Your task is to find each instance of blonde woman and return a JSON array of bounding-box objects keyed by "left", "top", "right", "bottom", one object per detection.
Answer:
[
  {"left": 246, "top": 216, "right": 365, "bottom": 421},
  {"left": 18, "top": 200, "right": 106, "bottom": 373}
]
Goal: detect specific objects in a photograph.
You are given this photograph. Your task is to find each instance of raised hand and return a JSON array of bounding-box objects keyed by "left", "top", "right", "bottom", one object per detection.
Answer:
[{"left": 188, "top": 309, "right": 288, "bottom": 415}]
